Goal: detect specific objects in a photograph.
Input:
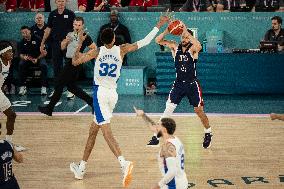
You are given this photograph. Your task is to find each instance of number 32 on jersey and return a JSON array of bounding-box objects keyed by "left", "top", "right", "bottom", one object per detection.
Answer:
[{"left": 99, "top": 63, "right": 117, "bottom": 77}]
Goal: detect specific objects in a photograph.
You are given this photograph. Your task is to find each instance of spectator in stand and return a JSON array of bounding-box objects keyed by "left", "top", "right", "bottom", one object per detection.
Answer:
[
  {"left": 129, "top": 0, "right": 158, "bottom": 10},
  {"left": 19, "top": 0, "right": 45, "bottom": 11},
  {"left": 179, "top": 0, "right": 214, "bottom": 12},
  {"left": 18, "top": 26, "right": 48, "bottom": 95},
  {"left": 50, "top": 0, "right": 87, "bottom": 12},
  {"left": 93, "top": 0, "right": 121, "bottom": 12},
  {"left": 216, "top": 0, "right": 246, "bottom": 12},
  {"left": 5, "top": 0, "right": 16, "bottom": 12},
  {"left": 97, "top": 10, "right": 131, "bottom": 65}
]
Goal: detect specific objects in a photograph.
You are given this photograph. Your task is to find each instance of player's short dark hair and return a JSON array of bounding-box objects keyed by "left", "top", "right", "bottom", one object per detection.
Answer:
[
  {"left": 74, "top": 16, "right": 84, "bottom": 24},
  {"left": 0, "top": 41, "right": 13, "bottom": 52},
  {"left": 100, "top": 28, "right": 115, "bottom": 45},
  {"left": 20, "top": 26, "right": 31, "bottom": 31},
  {"left": 160, "top": 118, "right": 176, "bottom": 135},
  {"left": 271, "top": 16, "right": 282, "bottom": 24},
  {"left": 187, "top": 29, "right": 194, "bottom": 36}
]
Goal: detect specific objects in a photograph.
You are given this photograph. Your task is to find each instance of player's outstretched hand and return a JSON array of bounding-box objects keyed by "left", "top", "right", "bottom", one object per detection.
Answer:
[{"left": 133, "top": 106, "right": 144, "bottom": 117}]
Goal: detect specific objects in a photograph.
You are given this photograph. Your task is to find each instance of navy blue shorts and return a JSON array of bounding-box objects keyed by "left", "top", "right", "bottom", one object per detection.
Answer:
[
  {"left": 0, "top": 176, "right": 20, "bottom": 189},
  {"left": 169, "top": 80, "right": 204, "bottom": 107}
]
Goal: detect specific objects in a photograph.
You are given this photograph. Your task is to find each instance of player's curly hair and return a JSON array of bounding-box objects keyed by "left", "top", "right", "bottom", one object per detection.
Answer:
[{"left": 160, "top": 118, "right": 176, "bottom": 135}]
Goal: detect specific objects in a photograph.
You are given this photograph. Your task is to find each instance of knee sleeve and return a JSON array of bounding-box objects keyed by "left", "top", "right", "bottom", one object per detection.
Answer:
[{"left": 161, "top": 100, "right": 177, "bottom": 119}]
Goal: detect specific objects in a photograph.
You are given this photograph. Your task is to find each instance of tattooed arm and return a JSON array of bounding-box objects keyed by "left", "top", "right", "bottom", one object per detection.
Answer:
[{"left": 134, "top": 106, "right": 159, "bottom": 133}]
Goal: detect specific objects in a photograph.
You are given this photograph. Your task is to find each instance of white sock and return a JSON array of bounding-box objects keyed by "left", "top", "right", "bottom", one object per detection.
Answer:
[
  {"left": 204, "top": 127, "right": 212, "bottom": 133},
  {"left": 5, "top": 135, "right": 12, "bottom": 142},
  {"left": 79, "top": 160, "right": 87, "bottom": 170},
  {"left": 118, "top": 156, "right": 126, "bottom": 167}
]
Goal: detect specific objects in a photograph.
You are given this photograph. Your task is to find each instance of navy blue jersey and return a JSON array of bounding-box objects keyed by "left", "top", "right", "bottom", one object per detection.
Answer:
[
  {"left": 0, "top": 140, "right": 14, "bottom": 185},
  {"left": 174, "top": 44, "right": 197, "bottom": 83}
]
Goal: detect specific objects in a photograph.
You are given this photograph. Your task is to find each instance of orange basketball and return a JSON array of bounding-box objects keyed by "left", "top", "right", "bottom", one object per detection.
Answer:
[{"left": 168, "top": 20, "right": 184, "bottom": 36}]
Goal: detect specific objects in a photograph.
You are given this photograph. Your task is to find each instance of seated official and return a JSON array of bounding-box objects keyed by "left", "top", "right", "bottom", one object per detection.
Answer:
[
  {"left": 18, "top": 26, "right": 48, "bottom": 96},
  {"left": 264, "top": 16, "right": 284, "bottom": 51}
]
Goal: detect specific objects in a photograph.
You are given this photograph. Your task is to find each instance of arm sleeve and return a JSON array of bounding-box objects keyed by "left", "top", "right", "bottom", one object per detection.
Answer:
[
  {"left": 136, "top": 27, "right": 159, "bottom": 49},
  {"left": 158, "top": 157, "right": 178, "bottom": 188}
]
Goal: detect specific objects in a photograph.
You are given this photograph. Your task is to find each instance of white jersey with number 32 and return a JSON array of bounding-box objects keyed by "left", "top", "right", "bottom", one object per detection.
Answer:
[{"left": 94, "top": 45, "right": 123, "bottom": 89}]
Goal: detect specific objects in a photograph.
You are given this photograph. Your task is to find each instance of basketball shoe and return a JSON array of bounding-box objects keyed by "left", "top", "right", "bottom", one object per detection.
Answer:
[
  {"left": 70, "top": 162, "right": 86, "bottom": 180},
  {"left": 147, "top": 136, "right": 159, "bottom": 147},
  {"left": 121, "top": 161, "right": 133, "bottom": 187},
  {"left": 203, "top": 133, "right": 213, "bottom": 149}
]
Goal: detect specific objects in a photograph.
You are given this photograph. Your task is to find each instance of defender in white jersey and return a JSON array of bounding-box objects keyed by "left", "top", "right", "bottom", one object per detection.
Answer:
[
  {"left": 134, "top": 107, "right": 188, "bottom": 189},
  {"left": 69, "top": 16, "right": 170, "bottom": 187},
  {"left": 0, "top": 41, "right": 26, "bottom": 152}
]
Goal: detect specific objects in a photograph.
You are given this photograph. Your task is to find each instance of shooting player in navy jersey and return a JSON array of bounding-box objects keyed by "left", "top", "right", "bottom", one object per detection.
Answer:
[{"left": 150, "top": 22, "right": 213, "bottom": 149}]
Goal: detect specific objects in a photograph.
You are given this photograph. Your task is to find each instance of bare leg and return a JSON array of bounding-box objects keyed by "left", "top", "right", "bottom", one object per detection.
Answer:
[
  {"left": 3, "top": 107, "right": 17, "bottom": 135},
  {"left": 82, "top": 122, "right": 100, "bottom": 162},
  {"left": 101, "top": 123, "right": 122, "bottom": 158},
  {"left": 194, "top": 106, "right": 210, "bottom": 129},
  {"left": 271, "top": 113, "right": 284, "bottom": 121}
]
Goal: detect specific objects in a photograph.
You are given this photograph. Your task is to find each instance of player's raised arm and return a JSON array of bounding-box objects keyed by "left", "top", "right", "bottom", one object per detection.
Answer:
[
  {"left": 134, "top": 106, "right": 159, "bottom": 134},
  {"left": 155, "top": 27, "right": 178, "bottom": 51},
  {"left": 181, "top": 23, "right": 202, "bottom": 53},
  {"left": 120, "top": 15, "right": 170, "bottom": 56},
  {"left": 72, "top": 31, "right": 98, "bottom": 66}
]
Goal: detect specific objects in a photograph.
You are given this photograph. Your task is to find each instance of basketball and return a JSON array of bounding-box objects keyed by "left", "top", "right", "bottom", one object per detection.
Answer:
[{"left": 168, "top": 20, "right": 184, "bottom": 36}]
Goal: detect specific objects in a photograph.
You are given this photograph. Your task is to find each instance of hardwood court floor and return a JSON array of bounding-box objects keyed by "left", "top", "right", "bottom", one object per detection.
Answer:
[{"left": 1, "top": 115, "right": 284, "bottom": 189}]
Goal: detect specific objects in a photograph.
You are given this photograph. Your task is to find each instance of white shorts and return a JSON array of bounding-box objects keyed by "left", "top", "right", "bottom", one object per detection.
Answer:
[
  {"left": 93, "top": 85, "right": 118, "bottom": 125},
  {"left": 0, "top": 90, "right": 11, "bottom": 112}
]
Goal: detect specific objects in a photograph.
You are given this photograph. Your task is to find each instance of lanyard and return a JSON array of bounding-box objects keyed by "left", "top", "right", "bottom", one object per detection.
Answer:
[{"left": 113, "top": 24, "right": 119, "bottom": 32}]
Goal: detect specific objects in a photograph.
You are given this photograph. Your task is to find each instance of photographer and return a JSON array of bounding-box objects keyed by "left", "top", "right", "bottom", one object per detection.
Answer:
[{"left": 93, "top": 0, "right": 121, "bottom": 11}]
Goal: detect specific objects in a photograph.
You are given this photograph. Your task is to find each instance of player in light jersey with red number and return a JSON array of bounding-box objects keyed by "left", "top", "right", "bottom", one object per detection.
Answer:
[{"left": 69, "top": 15, "right": 169, "bottom": 187}]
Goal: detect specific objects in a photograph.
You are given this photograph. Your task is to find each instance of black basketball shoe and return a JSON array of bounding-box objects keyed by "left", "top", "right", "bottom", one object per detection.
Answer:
[
  {"left": 147, "top": 136, "right": 159, "bottom": 147},
  {"left": 203, "top": 133, "right": 213, "bottom": 149}
]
